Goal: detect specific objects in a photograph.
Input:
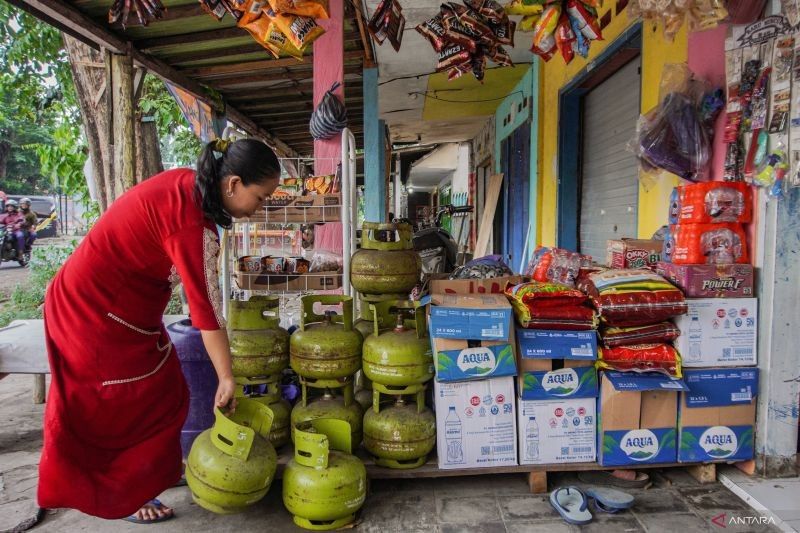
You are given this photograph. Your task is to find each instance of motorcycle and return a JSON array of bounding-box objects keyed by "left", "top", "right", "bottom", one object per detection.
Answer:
[
  {"left": 409, "top": 204, "right": 473, "bottom": 276},
  {"left": 0, "top": 225, "right": 30, "bottom": 267}
]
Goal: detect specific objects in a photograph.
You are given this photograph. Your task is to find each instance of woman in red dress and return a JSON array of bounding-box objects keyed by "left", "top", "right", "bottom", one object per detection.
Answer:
[{"left": 38, "top": 138, "right": 281, "bottom": 523}]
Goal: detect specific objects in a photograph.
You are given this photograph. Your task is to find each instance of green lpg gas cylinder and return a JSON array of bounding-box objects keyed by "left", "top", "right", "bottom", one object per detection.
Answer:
[
  {"left": 228, "top": 296, "right": 281, "bottom": 331},
  {"left": 290, "top": 295, "right": 362, "bottom": 380},
  {"left": 185, "top": 399, "right": 277, "bottom": 514},
  {"left": 228, "top": 297, "right": 289, "bottom": 378},
  {"left": 350, "top": 222, "right": 421, "bottom": 295},
  {"left": 353, "top": 293, "right": 404, "bottom": 339},
  {"left": 235, "top": 376, "right": 291, "bottom": 449},
  {"left": 291, "top": 382, "right": 363, "bottom": 446},
  {"left": 283, "top": 419, "right": 367, "bottom": 531}
]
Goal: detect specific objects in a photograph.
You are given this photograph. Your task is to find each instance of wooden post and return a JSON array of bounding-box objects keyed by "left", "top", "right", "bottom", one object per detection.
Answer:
[
  {"left": 135, "top": 116, "right": 163, "bottom": 183},
  {"left": 110, "top": 49, "right": 136, "bottom": 197},
  {"left": 33, "top": 374, "right": 45, "bottom": 404},
  {"left": 364, "top": 67, "right": 386, "bottom": 222},
  {"left": 527, "top": 471, "right": 547, "bottom": 494}
]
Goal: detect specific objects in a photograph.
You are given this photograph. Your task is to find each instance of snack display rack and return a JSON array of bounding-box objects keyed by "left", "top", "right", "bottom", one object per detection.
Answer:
[{"left": 221, "top": 129, "right": 359, "bottom": 323}]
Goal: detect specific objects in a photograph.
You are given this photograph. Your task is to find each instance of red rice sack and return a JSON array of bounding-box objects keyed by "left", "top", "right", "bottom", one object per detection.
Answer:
[
  {"left": 579, "top": 269, "right": 687, "bottom": 327},
  {"left": 597, "top": 343, "right": 682, "bottom": 378},
  {"left": 601, "top": 322, "right": 680, "bottom": 348},
  {"left": 514, "top": 305, "right": 597, "bottom": 330}
]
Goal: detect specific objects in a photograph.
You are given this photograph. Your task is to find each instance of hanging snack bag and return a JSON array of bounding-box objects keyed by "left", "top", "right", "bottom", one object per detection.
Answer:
[
  {"left": 385, "top": 0, "right": 406, "bottom": 52},
  {"left": 200, "top": 0, "right": 229, "bottom": 21},
  {"left": 504, "top": 0, "right": 544, "bottom": 16},
  {"left": 487, "top": 45, "right": 513, "bottom": 67},
  {"left": 368, "top": 0, "right": 391, "bottom": 44},
  {"left": 269, "top": 0, "right": 329, "bottom": 19},
  {"left": 531, "top": 4, "right": 560, "bottom": 50},
  {"left": 518, "top": 14, "right": 540, "bottom": 32},
  {"left": 579, "top": 269, "right": 688, "bottom": 327},
  {"left": 416, "top": 14, "right": 448, "bottom": 52},
  {"left": 441, "top": 4, "right": 481, "bottom": 52},
  {"left": 437, "top": 43, "right": 473, "bottom": 72},
  {"left": 566, "top": 0, "right": 602, "bottom": 40},
  {"left": 233, "top": 0, "right": 269, "bottom": 25},
  {"left": 601, "top": 322, "right": 681, "bottom": 349},
  {"left": 662, "top": 223, "right": 749, "bottom": 265},
  {"left": 598, "top": 344, "right": 683, "bottom": 378},
  {"left": 260, "top": 19, "right": 304, "bottom": 59},
  {"left": 446, "top": 3, "right": 494, "bottom": 47},
  {"left": 465, "top": 0, "right": 506, "bottom": 23},
  {"left": 489, "top": 17, "right": 516, "bottom": 46},
  {"left": 669, "top": 181, "right": 752, "bottom": 225},
  {"left": 569, "top": 13, "right": 590, "bottom": 57},
  {"left": 266, "top": 7, "right": 325, "bottom": 50},
  {"left": 531, "top": 38, "right": 556, "bottom": 61},
  {"left": 555, "top": 13, "right": 575, "bottom": 63}
]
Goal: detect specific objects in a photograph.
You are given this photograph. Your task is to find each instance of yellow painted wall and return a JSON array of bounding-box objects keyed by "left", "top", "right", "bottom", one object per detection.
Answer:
[{"left": 538, "top": 11, "right": 688, "bottom": 247}]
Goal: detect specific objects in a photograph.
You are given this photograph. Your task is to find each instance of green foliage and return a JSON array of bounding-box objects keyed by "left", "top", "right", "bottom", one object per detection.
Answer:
[
  {"left": 138, "top": 74, "right": 203, "bottom": 167},
  {"left": 0, "top": 241, "right": 77, "bottom": 327}
]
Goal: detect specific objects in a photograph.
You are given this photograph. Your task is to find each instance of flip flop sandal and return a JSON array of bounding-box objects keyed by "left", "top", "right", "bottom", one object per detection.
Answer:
[
  {"left": 123, "top": 499, "right": 175, "bottom": 524},
  {"left": 584, "top": 487, "right": 635, "bottom": 512},
  {"left": 549, "top": 486, "right": 593, "bottom": 526},
  {"left": 577, "top": 470, "right": 651, "bottom": 488},
  {"left": 594, "top": 499, "right": 624, "bottom": 514}
]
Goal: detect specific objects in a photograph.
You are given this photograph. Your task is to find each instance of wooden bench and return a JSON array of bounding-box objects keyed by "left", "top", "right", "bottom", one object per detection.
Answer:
[{"left": 0, "top": 316, "right": 188, "bottom": 404}]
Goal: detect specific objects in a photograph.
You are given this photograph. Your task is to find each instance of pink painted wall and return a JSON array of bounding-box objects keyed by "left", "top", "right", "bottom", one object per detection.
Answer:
[
  {"left": 313, "top": 0, "right": 344, "bottom": 253},
  {"left": 688, "top": 24, "right": 757, "bottom": 261}
]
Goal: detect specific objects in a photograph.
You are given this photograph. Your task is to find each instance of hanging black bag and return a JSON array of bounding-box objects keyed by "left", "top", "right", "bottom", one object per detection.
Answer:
[{"left": 309, "top": 82, "right": 348, "bottom": 140}]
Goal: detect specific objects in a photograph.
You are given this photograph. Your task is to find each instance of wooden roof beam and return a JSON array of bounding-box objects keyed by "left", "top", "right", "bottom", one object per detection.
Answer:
[
  {"left": 136, "top": 27, "right": 244, "bottom": 51},
  {"left": 185, "top": 49, "right": 364, "bottom": 78},
  {"left": 210, "top": 63, "right": 362, "bottom": 88}
]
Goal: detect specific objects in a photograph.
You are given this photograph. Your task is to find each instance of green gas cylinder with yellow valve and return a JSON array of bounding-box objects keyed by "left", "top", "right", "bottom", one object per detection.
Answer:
[
  {"left": 290, "top": 380, "right": 363, "bottom": 446},
  {"left": 354, "top": 293, "right": 405, "bottom": 339},
  {"left": 363, "top": 385, "right": 436, "bottom": 469},
  {"left": 185, "top": 399, "right": 277, "bottom": 514},
  {"left": 350, "top": 222, "right": 421, "bottom": 295},
  {"left": 289, "top": 295, "right": 362, "bottom": 380},
  {"left": 235, "top": 375, "right": 291, "bottom": 449},
  {"left": 362, "top": 300, "right": 433, "bottom": 389},
  {"left": 283, "top": 419, "right": 367, "bottom": 530},
  {"left": 228, "top": 297, "right": 289, "bottom": 377}
]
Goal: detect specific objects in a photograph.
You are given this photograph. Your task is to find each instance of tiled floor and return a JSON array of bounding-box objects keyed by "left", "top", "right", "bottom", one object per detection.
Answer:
[{"left": 0, "top": 374, "right": 787, "bottom": 532}]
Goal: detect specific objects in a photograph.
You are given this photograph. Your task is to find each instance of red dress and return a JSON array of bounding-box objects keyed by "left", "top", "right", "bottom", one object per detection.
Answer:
[{"left": 38, "top": 169, "right": 226, "bottom": 519}]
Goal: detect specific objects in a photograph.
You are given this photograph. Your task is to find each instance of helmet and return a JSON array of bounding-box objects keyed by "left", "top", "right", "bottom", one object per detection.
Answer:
[
  {"left": 20, "top": 197, "right": 31, "bottom": 206},
  {"left": 5, "top": 199, "right": 18, "bottom": 208}
]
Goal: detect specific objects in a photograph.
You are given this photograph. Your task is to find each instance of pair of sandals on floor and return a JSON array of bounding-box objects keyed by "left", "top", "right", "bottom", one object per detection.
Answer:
[{"left": 550, "top": 485, "right": 635, "bottom": 525}]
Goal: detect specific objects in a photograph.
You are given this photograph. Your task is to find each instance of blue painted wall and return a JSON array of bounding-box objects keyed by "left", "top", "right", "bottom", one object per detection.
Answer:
[
  {"left": 364, "top": 67, "right": 386, "bottom": 222},
  {"left": 494, "top": 63, "right": 539, "bottom": 270}
]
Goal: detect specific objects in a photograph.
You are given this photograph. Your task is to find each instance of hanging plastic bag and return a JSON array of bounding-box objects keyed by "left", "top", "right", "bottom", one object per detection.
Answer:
[{"left": 309, "top": 82, "right": 347, "bottom": 140}]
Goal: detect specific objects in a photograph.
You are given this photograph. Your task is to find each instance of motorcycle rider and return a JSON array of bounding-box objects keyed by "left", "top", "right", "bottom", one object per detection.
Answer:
[
  {"left": 20, "top": 198, "right": 37, "bottom": 252},
  {"left": 0, "top": 200, "right": 26, "bottom": 260}
]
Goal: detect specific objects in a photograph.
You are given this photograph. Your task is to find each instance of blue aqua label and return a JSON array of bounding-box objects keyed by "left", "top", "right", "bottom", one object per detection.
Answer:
[
  {"left": 436, "top": 344, "right": 517, "bottom": 382},
  {"left": 678, "top": 425, "right": 754, "bottom": 463},
  {"left": 516, "top": 329, "right": 598, "bottom": 360},
  {"left": 520, "top": 366, "right": 598, "bottom": 400},
  {"left": 683, "top": 369, "right": 759, "bottom": 407},
  {"left": 599, "top": 427, "right": 677, "bottom": 466},
  {"left": 428, "top": 299, "right": 512, "bottom": 341}
]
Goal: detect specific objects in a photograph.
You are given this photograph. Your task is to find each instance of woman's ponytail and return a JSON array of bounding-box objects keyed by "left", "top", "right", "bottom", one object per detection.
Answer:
[{"left": 195, "top": 140, "right": 232, "bottom": 228}]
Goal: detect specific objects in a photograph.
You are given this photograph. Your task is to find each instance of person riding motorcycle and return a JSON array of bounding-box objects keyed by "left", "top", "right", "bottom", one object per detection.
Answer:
[
  {"left": 0, "top": 200, "right": 26, "bottom": 260},
  {"left": 19, "top": 198, "right": 38, "bottom": 252}
]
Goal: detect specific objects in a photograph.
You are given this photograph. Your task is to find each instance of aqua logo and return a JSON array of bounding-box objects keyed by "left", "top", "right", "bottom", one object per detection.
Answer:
[
  {"left": 699, "top": 426, "right": 738, "bottom": 459},
  {"left": 541, "top": 368, "right": 579, "bottom": 396},
  {"left": 456, "top": 348, "right": 496, "bottom": 376},
  {"left": 620, "top": 429, "right": 659, "bottom": 461}
]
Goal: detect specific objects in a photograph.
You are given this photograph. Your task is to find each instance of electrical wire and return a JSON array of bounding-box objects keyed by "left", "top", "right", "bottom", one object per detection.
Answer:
[
  {"left": 377, "top": 63, "right": 533, "bottom": 87},
  {"left": 409, "top": 90, "right": 525, "bottom": 104}
]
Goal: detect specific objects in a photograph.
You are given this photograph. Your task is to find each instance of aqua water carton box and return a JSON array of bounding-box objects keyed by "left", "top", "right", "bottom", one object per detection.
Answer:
[
  {"left": 433, "top": 376, "right": 517, "bottom": 469},
  {"left": 433, "top": 335, "right": 517, "bottom": 383},
  {"left": 598, "top": 371, "right": 688, "bottom": 466},
  {"left": 674, "top": 298, "right": 757, "bottom": 367},
  {"left": 517, "top": 397, "right": 596, "bottom": 465},
  {"left": 516, "top": 329, "right": 598, "bottom": 360},
  {"left": 517, "top": 358, "right": 598, "bottom": 400},
  {"left": 678, "top": 368, "right": 758, "bottom": 463},
  {"left": 426, "top": 294, "right": 513, "bottom": 341}
]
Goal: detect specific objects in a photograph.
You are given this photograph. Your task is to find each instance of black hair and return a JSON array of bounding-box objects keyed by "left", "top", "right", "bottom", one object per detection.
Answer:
[{"left": 195, "top": 138, "right": 281, "bottom": 228}]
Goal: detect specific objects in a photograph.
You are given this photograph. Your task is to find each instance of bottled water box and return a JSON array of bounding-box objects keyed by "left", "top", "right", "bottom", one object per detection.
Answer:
[{"left": 433, "top": 377, "right": 517, "bottom": 469}]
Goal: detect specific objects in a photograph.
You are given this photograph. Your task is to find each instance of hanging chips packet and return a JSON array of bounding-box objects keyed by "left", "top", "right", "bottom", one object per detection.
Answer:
[
  {"left": 504, "top": 0, "right": 545, "bottom": 16},
  {"left": 416, "top": 14, "right": 448, "bottom": 52},
  {"left": 566, "top": 0, "right": 602, "bottom": 40},
  {"left": 264, "top": 20, "right": 305, "bottom": 59},
  {"left": 486, "top": 44, "right": 513, "bottom": 66},
  {"left": 531, "top": 4, "right": 560, "bottom": 50},
  {"left": 464, "top": 0, "right": 506, "bottom": 23},
  {"left": 437, "top": 43, "right": 473, "bottom": 72},
  {"left": 200, "top": 0, "right": 229, "bottom": 21},
  {"left": 266, "top": 7, "right": 325, "bottom": 50},
  {"left": 555, "top": 13, "right": 575, "bottom": 64},
  {"left": 489, "top": 17, "right": 515, "bottom": 46},
  {"left": 268, "top": 0, "right": 329, "bottom": 19},
  {"left": 232, "top": 0, "right": 269, "bottom": 25},
  {"left": 518, "top": 13, "right": 540, "bottom": 32}
]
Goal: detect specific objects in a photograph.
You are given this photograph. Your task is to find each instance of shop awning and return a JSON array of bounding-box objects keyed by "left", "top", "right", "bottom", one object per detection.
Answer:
[{"left": 8, "top": 0, "right": 372, "bottom": 156}]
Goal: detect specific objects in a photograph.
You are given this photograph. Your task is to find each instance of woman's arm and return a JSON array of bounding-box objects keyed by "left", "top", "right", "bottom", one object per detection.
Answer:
[{"left": 200, "top": 328, "right": 237, "bottom": 410}]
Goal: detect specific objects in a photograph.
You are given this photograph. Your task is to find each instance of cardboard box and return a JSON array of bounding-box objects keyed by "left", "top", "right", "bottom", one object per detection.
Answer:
[
  {"left": 518, "top": 397, "right": 597, "bottom": 465},
  {"left": 235, "top": 271, "right": 342, "bottom": 292},
  {"left": 433, "top": 333, "right": 517, "bottom": 383},
  {"left": 434, "top": 376, "right": 517, "bottom": 469},
  {"left": 598, "top": 371, "right": 688, "bottom": 466},
  {"left": 516, "top": 329, "right": 598, "bottom": 360},
  {"left": 656, "top": 262, "right": 754, "bottom": 298},
  {"left": 607, "top": 239, "right": 663, "bottom": 269},
  {"left": 429, "top": 275, "right": 525, "bottom": 296},
  {"left": 426, "top": 294, "right": 513, "bottom": 341},
  {"left": 674, "top": 298, "right": 757, "bottom": 367},
  {"left": 517, "top": 359, "right": 598, "bottom": 400},
  {"left": 678, "top": 368, "right": 758, "bottom": 463}
]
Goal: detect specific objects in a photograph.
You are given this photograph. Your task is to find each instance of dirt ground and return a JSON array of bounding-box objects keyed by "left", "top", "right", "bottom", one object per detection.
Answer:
[{"left": 0, "top": 262, "right": 30, "bottom": 301}]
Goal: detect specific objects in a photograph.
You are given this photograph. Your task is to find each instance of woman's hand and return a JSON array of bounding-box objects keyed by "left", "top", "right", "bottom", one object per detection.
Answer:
[{"left": 215, "top": 375, "right": 238, "bottom": 414}]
